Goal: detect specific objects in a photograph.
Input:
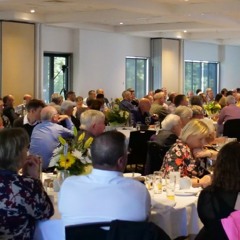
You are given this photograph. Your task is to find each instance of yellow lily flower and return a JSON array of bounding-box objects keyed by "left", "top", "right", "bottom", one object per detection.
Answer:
[
  {"left": 84, "top": 137, "right": 93, "bottom": 149},
  {"left": 78, "top": 132, "right": 85, "bottom": 142}
]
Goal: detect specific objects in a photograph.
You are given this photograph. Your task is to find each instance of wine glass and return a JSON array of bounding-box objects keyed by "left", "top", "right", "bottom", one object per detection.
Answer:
[{"left": 145, "top": 116, "right": 151, "bottom": 126}]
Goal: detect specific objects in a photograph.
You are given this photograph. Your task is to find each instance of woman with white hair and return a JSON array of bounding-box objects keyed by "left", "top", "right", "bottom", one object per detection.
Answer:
[
  {"left": 161, "top": 119, "right": 212, "bottom": 187},
  {"left": 151, "top": 114, "right": 181, "bottom": 150},
  {"left": 174, "top": 106, "right": 193, "bottom": 127}
]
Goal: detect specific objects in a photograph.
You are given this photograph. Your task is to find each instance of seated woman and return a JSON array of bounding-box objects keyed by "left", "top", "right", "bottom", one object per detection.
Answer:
[
  {"left": 151, "top": 114, "right": 181, "bottom": 150},
  {"left": 160, "top": 119, "right": 212, "bottom": 187},
  {"left": 193, "top": 118, "right": 218, "bottom": 161},
  {"left": 196, "top": 141, "right": 240, "bottom": 240},
  {"left": 0, "top": 128, "right": 54, "bottom": 239}
]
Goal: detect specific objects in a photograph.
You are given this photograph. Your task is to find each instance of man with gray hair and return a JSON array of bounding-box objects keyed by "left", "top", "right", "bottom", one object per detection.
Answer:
[
  {"left": 29, "top": 106, "right": 74, "bottom": 170},
  {"left": 217, "top": 95, "right": 240, "bottom": 134},
  {"left": 119, "top": 90, "right": 136, "bottom": 112},
  {"left": 79, "top": 109, "right": 105, "bottom": 138},
  {"left": 59, "top": 131, "right": 150, "bottom": 226},
  {"left": 150, "top": 92, "right": 169, "bottom": 124}
]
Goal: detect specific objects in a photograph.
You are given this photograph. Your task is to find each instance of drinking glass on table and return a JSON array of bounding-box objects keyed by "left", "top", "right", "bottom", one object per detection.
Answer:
[
  {"left": 145, "top": 116, "right": 151, "bottom": 126},
  {"left": 166, "top": 182, "right": 175, "bottom": 201},
  {"left": 145, "top": 174, "right": 154, "bottom": 190},
  {"left": 153, "top": 171, "right": 162, "bottom": 194}
]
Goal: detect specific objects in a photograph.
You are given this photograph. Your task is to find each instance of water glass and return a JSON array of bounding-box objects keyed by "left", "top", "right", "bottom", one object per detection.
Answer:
[
  {"left": 153, "top": 171, "right": 162, "bottom": 194},
  {"left": 145, "top": 174, "right": 154, "bottom": 190},
  {"left": 166, "top": 182, "right": 175, "bottom": 201},
  {"left": 136, "top": 122, "right": 141, "bottom": 131},
  {"left": 145, "top": 116, "right": 151, "bottom": 126}
]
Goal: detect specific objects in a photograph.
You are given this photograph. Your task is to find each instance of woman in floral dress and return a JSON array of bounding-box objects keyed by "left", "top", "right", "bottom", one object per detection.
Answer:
[
  {"left": 161, "top": 119, "right": 212, "bottom": 186},
  {"left": 0, "top": 128, "right": 54, "bottom": 240}
]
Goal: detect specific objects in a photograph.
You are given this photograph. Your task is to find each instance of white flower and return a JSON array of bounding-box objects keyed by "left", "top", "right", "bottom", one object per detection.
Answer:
[
  {"left": 52, "top": 145, "right": 63, "bottom": 155},
  {"left": 48, "top": 154, "right": 61, "bottom": 167},
  {"left": 85, "top": 156, "right": 92, "bottom": 164},
  {"left": 72, "top": 149, "right": 82, "bottom": 159},
  {"left": 80, "top": 157, "right": 87, "bottom": 164},
  {"left": 113, "top": 104, "right": 119, "bottom": 111},
  {"left": 124, "top": 111, "right": 129, "bottom": 119},
  {"left": 119, "top": 111, "right": 124, "bottom": 117}
]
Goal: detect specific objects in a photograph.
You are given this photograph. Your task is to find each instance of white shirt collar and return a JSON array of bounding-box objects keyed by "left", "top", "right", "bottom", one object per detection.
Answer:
[{"left": 23, "top": 114, "right": 39, "bottom": 126}]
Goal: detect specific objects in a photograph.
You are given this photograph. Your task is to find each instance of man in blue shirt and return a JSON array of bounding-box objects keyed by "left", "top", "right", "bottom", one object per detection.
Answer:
[{"left": 29, "top": 106, "right": 74, "bottom": 170}]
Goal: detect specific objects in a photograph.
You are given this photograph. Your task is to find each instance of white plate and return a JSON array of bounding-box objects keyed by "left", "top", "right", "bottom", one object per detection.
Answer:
[
  {"left": 174, "top": 191, "right": 197, "bottom": 196},
  {"left": 123, "top": 173, "right": 142, "bottom": 178}
]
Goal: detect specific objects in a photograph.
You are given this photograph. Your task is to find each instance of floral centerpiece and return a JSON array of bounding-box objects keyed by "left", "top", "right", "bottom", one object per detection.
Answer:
[
  {"left": 49, "top": 128, "right": 93, "bottom": 176},
  {"left": 203, "top": 101, "right": 221, "bottom": 118},
  {"left": 105, "top": 98, "right": 130, "bottom": 126}
]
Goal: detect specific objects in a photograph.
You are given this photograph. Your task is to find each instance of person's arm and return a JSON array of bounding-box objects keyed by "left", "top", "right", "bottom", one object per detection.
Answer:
[
  {"left": 217, "top": 108, "right": 225, "bottom": 125},
  {"left": 22, "top": 156, "right": 54, "bottom": 219}
]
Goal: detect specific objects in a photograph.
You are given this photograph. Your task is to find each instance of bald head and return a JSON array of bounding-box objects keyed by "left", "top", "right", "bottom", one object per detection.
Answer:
[
  {"left": 23, "top": 94, "right": 32, "bottom": 104},
  {"left": 139, "top": 98, "right": 151, "bottom": 113},
  {"left": 41, "top": 106, "right": 58, "bottom": 122}
]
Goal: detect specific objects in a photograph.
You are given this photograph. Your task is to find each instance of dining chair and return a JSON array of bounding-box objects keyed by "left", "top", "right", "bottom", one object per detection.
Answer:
[
  {"left": 144, "top": 141, "right": 168, "bottom": 175},
  {"left": 127, "top": 130, "right": 156, "bottom": 174},
  {"left": 65, "top": 220, "right": 170, "bottom": 240},
  {"left": 65, "top": 221, "right": 110, "bottom": 240},
  {"left": 223, "top": 119, "right": 240, "bottom": 141}
]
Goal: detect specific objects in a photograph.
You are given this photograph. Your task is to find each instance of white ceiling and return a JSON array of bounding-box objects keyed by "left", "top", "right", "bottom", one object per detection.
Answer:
[{"left": 1, "top": 0, "right": 240, "bottom": 45}]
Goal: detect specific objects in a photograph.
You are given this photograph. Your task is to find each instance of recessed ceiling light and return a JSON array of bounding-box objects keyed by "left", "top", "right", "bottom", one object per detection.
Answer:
[
  {"left": 184, "top": 0, "right": 189, "bottom": 2},
  {"left": 183, "top": 30, "right": 187, "bottom": 33},
  {"left": 177, "top": 35, "right": 182, "bottom": 39},
  {"left": 119, "top": 22, "right": 123, "bottom": 25},
  {"left": 30, "top": 9, "right": 35, "bottom": 13}
]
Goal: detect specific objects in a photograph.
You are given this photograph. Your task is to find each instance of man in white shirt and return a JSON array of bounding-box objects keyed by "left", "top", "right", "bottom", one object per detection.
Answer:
[{"left": 59, "top": 131, "right": 151, "bottom": 227}]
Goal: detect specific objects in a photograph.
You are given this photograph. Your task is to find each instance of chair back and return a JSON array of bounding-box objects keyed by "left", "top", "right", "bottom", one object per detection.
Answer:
[
  {"left": 223, "top": 119, "right": 240, "bottom": 141},
  {"left": 127, "top": 130, "right": 156, "bottom": 173},
  {"left": 65, "top": 220, "right": 170, "bottom": 240},
  {"left": 144, "top": 141, "right": 168, "bottom": 175},
  {"left": 65, "top": 222, "right": 110, "bottom": 240}
]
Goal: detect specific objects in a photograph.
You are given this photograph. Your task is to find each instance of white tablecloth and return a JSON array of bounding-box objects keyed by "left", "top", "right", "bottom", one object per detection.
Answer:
[
  {"left": 149, "top": 190, "right": 203, "bottom": 239},
  {"left": 34, "top": 187, "right": 203, "bottom": 240}
]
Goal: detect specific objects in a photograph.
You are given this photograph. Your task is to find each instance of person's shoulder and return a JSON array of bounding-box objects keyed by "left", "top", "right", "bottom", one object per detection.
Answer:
[{"left": 13, "top": 116, "right": 24, "bottom": 127}]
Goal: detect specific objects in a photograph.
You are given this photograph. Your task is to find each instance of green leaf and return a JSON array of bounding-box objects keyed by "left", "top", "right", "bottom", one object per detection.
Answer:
[
  {"left": 58, "top": 136, "right": 67, "bottom": 145},
  {"left": 73, "top": 126, "right": 78, "bottom": 137}
]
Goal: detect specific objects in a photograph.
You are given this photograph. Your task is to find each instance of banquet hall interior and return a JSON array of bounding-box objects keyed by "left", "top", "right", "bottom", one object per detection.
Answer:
[{"left": 1, "top": 0, "right": 240, "bottom": 240}]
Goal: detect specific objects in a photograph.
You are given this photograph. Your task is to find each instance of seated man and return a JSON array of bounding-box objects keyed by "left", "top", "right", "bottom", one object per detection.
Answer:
[
  {"left": 59, "top": 131, "right": 151, "bottom": 227},
  {"left": 79, "top": 109, "right": 106, "bottom": 138},
  {"left": 119, "top": 90, "right": 136, "bottom": 112},
  {"left": 131, "top": 98, "right": 158, "bottom": 126},
  {"left": 13, "top": 99, "right": 45, "bottom": 137},
  {"left": 29, "top": 106, "right": 74, "bottom": 170}
]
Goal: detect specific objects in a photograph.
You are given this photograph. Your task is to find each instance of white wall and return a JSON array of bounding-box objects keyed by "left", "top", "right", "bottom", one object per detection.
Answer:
[
  {"left": 74, "top": 29, "right": 150, "bottom": 100},
  {"left": 184, "top": 41, "right": 219, "bottom": 62},
  {"left": 220, "top": 45, "right": 240, "bottom": 89},
  {"left": 184, "top": 40, "right": 240, "bottom": 91},
  {"left": 41, "top": 25, "right": 74, "bottom": 53},
  {"left": 40, "top": 27, "right": 150, "bottom": 100}
]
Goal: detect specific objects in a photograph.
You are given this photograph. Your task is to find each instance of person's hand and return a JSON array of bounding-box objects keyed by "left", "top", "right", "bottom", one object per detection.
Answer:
[
  {"left": 194, "top": 149, "right": 217, "bottom": 160},
  {"left": 151, "top": 114, "right": 159, "bottom": 120},
  {"left": 58, "top": 114, "right": 69, "bottom": 122},
  {"left": 191, "top": 175, "right": 212, "bottom": 188},
  {"left": 22, "top": 155, "right": 41, "bottom": 179}
]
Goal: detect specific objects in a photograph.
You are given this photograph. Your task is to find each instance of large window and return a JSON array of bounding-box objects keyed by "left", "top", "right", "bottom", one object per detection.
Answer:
[
  {"left": 184, "top": 61, "right": 219, "bottom": 95},
  {"left": 126, "top": 57, "right": 148, "bottom": 98},
  {"left": 43, "top": 53, "right": 72, "bottom": 103}
]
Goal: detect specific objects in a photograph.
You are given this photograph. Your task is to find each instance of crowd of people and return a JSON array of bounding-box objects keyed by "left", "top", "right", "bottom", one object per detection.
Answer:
[{"left": 1, "top": 86, "right": 240, "bottom": 239}]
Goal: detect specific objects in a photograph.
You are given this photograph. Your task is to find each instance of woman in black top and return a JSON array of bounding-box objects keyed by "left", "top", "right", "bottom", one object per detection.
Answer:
[{"left": 197, "top": 141, "right": 240, "bottom": 239}]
